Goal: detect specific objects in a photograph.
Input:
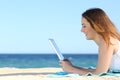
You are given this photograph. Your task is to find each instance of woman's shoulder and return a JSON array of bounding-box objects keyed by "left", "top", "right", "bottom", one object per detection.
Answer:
[
  {"left": 110, "top": 37, "right": 119, "bottom": 44},
  {"left": 110, "top": 37, "right": 120, "bottom": 55}
]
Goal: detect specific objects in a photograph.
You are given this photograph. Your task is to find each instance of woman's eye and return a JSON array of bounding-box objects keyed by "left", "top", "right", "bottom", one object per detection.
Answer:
[{"left": 82, "top": 26, "right": 86, "bottom": 28}]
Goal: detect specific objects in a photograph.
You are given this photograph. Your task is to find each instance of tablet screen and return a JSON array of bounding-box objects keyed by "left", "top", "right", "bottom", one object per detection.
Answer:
[{"left": 49, "top": 39, "right": 64, "bottom": 60}]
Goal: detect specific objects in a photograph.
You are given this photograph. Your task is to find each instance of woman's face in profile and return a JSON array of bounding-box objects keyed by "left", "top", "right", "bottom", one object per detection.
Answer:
[{"left": 81, "top": 17, "right": 97, "bottom": 40}]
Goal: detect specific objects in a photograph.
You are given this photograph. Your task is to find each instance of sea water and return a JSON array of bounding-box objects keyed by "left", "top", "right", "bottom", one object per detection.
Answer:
[{"left": 0, "top": 53, "right": 98, "bottom": 68}]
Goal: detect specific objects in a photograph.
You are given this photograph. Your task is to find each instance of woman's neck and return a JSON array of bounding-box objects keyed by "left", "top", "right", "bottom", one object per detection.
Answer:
[{"left": 93, "top": 35, "right": 105, "bottom": 46}]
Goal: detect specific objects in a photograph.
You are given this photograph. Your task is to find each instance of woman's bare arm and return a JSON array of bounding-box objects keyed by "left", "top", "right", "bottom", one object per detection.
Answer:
[{"left": 60, "top": 43, "right": 114, "bottom": 75}]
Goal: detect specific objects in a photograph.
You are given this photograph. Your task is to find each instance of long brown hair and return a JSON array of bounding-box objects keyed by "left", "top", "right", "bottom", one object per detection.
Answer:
[{"left": 82, "top": 8, "right": 120, "bottom": 47}]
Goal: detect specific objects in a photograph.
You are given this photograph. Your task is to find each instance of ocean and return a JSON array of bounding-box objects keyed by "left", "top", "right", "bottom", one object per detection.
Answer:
[{"left": 0, "top": 53, "right": 98, "bottom": 68}]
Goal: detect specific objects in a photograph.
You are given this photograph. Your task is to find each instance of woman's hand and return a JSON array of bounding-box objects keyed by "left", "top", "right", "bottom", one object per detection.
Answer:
[{"left": 59, "top": 59, "right": 74, "bottom": 73}]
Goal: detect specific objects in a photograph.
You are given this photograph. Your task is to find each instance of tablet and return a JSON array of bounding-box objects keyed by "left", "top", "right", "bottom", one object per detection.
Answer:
[{"left": 48, "top": 38, "right": 64, "bottom": 60}]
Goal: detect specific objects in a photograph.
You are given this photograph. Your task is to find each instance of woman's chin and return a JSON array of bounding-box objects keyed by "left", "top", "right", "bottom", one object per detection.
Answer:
[{"left": 86, "top": 37, "right": 92, "bottom": 40}]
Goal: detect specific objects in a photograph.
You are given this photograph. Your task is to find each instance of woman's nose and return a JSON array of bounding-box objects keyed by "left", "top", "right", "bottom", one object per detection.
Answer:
[{"left": 80, "top": 28, "right": 84, "bottom": 32}]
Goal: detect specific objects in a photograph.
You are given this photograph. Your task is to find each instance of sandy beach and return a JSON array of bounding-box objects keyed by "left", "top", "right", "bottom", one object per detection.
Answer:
[{"left": 0, "top": 67, "right": 120, "bottom": 80}]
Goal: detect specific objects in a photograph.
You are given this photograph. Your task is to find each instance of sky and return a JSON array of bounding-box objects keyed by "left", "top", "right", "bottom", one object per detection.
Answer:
[{"left": 0, "top": 0, "right": 120, "bottom": 54}]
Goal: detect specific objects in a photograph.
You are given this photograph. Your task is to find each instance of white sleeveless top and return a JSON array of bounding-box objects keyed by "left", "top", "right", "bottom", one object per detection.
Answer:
[{"left": 109, "top": 41, "right": 120, "bottom": 71}]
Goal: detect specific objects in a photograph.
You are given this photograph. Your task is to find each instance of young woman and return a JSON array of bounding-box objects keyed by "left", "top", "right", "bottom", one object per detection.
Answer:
[{"left": 60, "top": 8, "right": 120, "bottom": 75}]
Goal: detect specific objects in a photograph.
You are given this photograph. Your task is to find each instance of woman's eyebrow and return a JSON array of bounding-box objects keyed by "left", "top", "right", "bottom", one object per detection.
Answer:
[{"left": 82, "top": 23, "right": 84, "bottom": 26}]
